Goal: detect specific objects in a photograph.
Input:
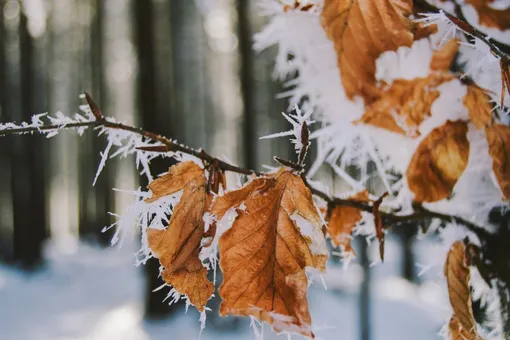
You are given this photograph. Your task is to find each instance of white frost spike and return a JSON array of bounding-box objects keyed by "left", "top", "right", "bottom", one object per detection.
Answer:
[
  {"left": 250, "top": 316, "right": 264, "bottom": 340},
  {"left": 93, "top": 138, "right": 114, "bottom": 186},
  {"left": 260, "top": 105, "right": 314, "bottom": 157},
  {"left": 199, "top": 308, "right": 211, "bottom": 338}
]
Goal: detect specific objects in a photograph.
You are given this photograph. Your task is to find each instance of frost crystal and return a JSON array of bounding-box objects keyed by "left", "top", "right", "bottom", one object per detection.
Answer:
[{"left": 260, "top": 105, "right": 314, "bottom": 158}]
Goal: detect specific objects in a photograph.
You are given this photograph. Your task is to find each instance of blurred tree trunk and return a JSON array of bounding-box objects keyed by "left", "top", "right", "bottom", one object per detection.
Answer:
[
  {"left": 359, "top": 239, "right": 371, "bottom": 340},
  {"left": 0, "top": 3, "right": 48, "bottom": 268},
  {"left": 237, "top": 1, "right": 290, "bottom": 171},
  {"left": 78, "top": 0, "right": 114, "bottom": 245},
  {"left": 134, "top": 0, "right": 179, "bottom": 319},
  {"left": 237, "top": 0, "right": 256, "bottom": 170},
  {"left": 400, "top": 225, "right": 416, "bottom": 282},
  {"left": 0, "top": 0, "right": 14, "bottom": 262}
]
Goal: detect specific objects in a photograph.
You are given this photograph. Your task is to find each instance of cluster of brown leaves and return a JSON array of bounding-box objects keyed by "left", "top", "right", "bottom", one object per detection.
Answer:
[
  {"left": 321, "top": 0, "right": 510, "bottom": 204},
  {"left": 444, "top": 241, "right": 483, "bottom": 340},
  {"left": 142, "top": 2, "right": 510, "bottom": 337},
  {"left": 145, "top": 163, "right": 328, "bottom": 337}
]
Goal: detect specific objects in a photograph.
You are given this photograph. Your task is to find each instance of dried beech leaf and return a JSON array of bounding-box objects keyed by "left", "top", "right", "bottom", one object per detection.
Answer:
[
  {"left": 212, "top": 168, "right": 328, "bottom": 337},
  {"left": 444, "top": 242, "right": 482, "bottom": 339},
  {"left": 486, "top": 124, "right": 510, "bottom": 200},
  {"left": 413, "top": 22, "right": 438, "bottom": 40},
  {"left": 449, "top": 316, "right": 481, "bottom": 340},
  {"left": 430, "top": 39, "right": 459, "bottom": 71},
  {"left": 355, "top": 73, "right": 454, "bottom": 137},
  {"left": 321, "top": 0, "right": 424, "bottom": 102},
  {"left": 464, "top": 85, "right": 493, "bottom": 129},
  {"left": 466, "top": 0, "right": 510, "bottom": 31},
  {"left": 328, "top": 190, "right": 369, "bottom": 256},
  {"left": 501, "top": 60, "right": 510, "bottom": 106},
  {"left": 146, "top": 161, "right": 214, "bottom": 311},
  {"left": 146, "top": 161, "right": 204, "bottom": 203},
  {"left": 373, "top": 192, "right": 388, "bottom": 262},
  {"left": 407, "top": 120, "right": 470, "bottom": 202}
]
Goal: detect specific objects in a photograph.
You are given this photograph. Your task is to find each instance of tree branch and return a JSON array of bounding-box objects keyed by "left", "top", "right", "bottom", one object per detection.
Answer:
[
  {"left": 0, "top": 93, "right": 491, "bottom": 240},
  {"left": 304, "top": 177, "right": 490, "bottom": 240},
  {"left": 413, "top": 0, "right": 510, "bottom": 59}
]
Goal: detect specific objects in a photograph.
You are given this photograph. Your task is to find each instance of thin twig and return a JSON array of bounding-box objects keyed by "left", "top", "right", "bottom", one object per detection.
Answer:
[
  {"left": 0, "top": 94, "right": 490, "bottom": 240},
  {"left": 413, "top": 0, "right": 510, "bottom": 58},
  {"left": 304, "top": 178, "right": 490, "bottom": 239},
  {"left": 0, "top": 117, "right": 257, "bottom": 176}
]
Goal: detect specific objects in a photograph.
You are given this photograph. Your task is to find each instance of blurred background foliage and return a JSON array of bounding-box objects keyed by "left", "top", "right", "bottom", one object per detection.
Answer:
[{"left": 0, "top": 1, "right": 438, "bottom": 340}]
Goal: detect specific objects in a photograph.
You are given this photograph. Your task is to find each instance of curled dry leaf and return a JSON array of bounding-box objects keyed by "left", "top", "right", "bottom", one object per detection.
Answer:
[
  {"left": 373, "top": 192, "right": 388, "bottom": 262},
  {"left": 466, "top": 0, "right": 510, "bottom": 31},
  {"left": 355, "top": 73, "right": 454, "bottom": 137},
  {"left": 486, "top": 124, "right": 510, "bottom": 200},
  {"left": 444, "top": 241, "right": 482, "bottom": 339},
  {"left": 413, "top": 22, "right": 438, "bottom": 41},
  {"left": 430, "top": 39, "right": 459, "bottom": 72},
  {"left": 321, "top": 0, "right": 427, "bottom": 102},
  {"left": 501, "top": 60, "right": 510, "bottom": 106},
  {"left": 145, "top": 161, "right": 214, "bottom": 312},
  {"left": 328, "top": 190, "right": 369, "bottom": 257},
  {"left": 464, "top": 85, "right": 493, "bottom": 129},
  {"left": 211, "top": 168, "right": 328, "bottom": 337},
  {"left": 407, "top": 120, "right": 470, "bottom": 202},
  {"left": 449, "top": 316, "right": 481, "bottom": 340}
]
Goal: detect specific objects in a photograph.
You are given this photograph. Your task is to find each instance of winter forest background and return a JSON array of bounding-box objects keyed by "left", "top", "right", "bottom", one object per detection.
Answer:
[{"left": 0, "top": 0, "right": 508, "bottom": 340}]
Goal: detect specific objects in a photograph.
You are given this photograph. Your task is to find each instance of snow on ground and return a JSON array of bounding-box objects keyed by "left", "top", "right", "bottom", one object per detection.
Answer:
[{"left": 0, "top": 237, "right": 448, "bottom": 340}]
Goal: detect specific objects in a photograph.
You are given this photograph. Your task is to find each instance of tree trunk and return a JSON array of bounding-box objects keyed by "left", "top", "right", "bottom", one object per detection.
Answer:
[
  {"left": 4, "top": 5, "right": 48, "bottom": 269},
  {"left": 0, "top": 0, "right": 14, "bottom": 262},
  {"left": 134, "top": 0, "right": 179, "bottom": 319}
]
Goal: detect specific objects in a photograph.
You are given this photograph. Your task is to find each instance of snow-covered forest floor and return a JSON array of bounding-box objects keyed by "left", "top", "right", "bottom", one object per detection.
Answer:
[{"left": 0, "top": 237, "right": 449, "bottom": 340}]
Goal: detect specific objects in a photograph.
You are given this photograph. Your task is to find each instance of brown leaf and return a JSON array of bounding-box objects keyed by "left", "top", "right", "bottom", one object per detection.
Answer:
[
  {"left": 430, "top": 39, "right": 459, "bottom": 71},
  {"left": 212, "top": 169, "right": 328, "bottom": 337},
  {"left": 146, "top": 161, "right": 204, "bottom": 203},
  {"left": 328, "top": 190, "right": 369, "bottom": 256},
  {"left": 466, "top": 0, "right": 510, "bottom": 31},
  {"left": 146, "top": 161, "right": 214, "bottom": 311},
  {"left": 284, "top": 0, "right": 315, "bottom": 12},
  {"left": 373, "top": 192, "right": 388, "bottom": 261},
  {"left": 355, "top": 73, "right": 454, "bottom": 137},
  {"left": 406, "top": 120, "right": 470, "bottom": 202},
  {"left": 464, "top": 85, "right": 493, "bottom": 129},
  {"left": 413, "top": 22, "right": 438, "bottom": 41},
  {"left": 486, "top": 124, "right": 510, "bottom": 200},
  {"left": 449, "top": 316, "right": 481, "bottom": 340},
  {"left": 321, "top": 0, "right": 425, "bottom": 102},
  {"left": 501, "top": 60, "right": 510, "bottom": 107},
  {"left": 444, "top": 241, "right": 482, "bottom": 339}
]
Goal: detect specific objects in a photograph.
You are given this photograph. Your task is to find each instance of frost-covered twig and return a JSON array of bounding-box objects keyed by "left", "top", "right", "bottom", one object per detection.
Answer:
[
  {"left": 414, "top": 0, "right": 510, "bottom": 106},
  {"left": 260, "top": 106, "right": 314, "bottom": 168},
  {"left": 0, "top": 93, "right": 491, "bottom": 240},
  {"left": 414, "top": 0, "right": 510, "bottom": 60},
  {"left": 0, "top": 93, "right": 257, "bottom": 177},
  {"left": 302, "top": 176, "right": 491, "bottom": 240}
]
